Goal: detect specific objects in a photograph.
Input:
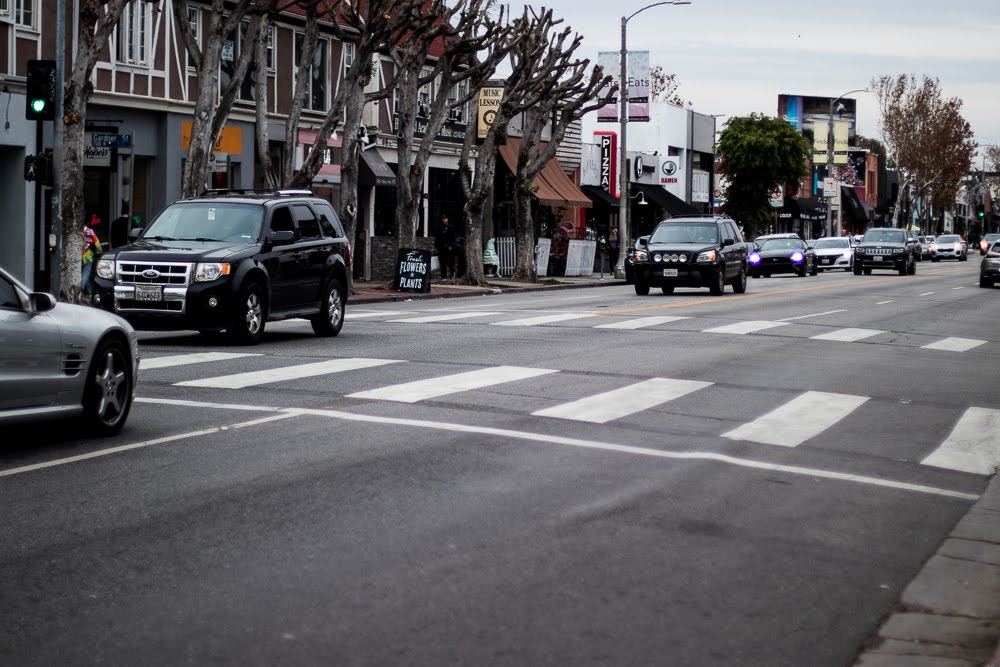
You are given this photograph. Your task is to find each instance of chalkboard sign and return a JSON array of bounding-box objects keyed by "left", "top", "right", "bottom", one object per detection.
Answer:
[{"left": 393, "top": 248, "right": 432, "bottom": 293}]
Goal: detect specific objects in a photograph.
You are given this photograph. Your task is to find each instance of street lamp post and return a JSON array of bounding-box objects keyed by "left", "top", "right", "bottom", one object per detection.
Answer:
[
  {"left": 824, "top": 88, "right": 867, "bottom": 237},
  {"left": 615, "top": 1, "right": 691, "bottom": 278}
]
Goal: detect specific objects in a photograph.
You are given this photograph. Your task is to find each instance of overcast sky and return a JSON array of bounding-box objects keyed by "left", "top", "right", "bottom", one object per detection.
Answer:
[{"left": 511, "top": 0, "right": 1000, "bottom": 156}]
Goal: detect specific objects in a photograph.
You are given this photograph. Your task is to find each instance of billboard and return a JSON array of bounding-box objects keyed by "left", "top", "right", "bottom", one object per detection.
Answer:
[
  {"left": 812, "top": 120, "right": 850, "bottom": 165},
  {"left": 779, "top": 94, "right": 858, "bottom": 139},
  {"left": 597, "top": 52, "right": 619, "bottom": 123},
  {"left": 596, "top": 51, "right": 651, "bottom": 122}
]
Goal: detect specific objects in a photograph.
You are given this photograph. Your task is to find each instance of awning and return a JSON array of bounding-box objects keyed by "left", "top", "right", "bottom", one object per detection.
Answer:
[
  {"left": 633, "top": 183, "right": 698, "bottom": 216},
  {"left": 498, "top": 138, "right": 591, "bottom": 208},
  {"left": 582, "top": 185, "right": 619, "bottom": 208},
  {"left": 797, "top": 198, "right": 828, "bottom": 222},
  {"left": 777, "top": 196, "right": 800, "bottom": 221},
  {"left": 840, "top": 185, "right": 868, "bottom": 224},
  {"left": 358, "top": 149, "right": 396, "bottom": 187}
]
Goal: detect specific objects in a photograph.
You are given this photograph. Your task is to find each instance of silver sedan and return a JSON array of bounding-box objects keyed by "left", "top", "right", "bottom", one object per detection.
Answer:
[{"left": 0, "top": 267, "right": 139, "bottom": 435}]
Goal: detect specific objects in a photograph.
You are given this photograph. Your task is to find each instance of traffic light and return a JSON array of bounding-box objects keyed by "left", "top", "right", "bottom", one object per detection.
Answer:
[
  {"left": 24, "top": 154, "right": 51, "bottom": 184},
  {"left": 25, "top": 60, "right": 56, "bottom": 121},
  {"left": 976, "top": 203, "right": 985, "bottom": 219}
]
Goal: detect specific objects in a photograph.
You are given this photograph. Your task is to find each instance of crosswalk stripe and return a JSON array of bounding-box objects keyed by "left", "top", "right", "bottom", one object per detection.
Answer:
[
  {"left": 594, "top": 316, "right": 691, "bottom": 330},
  {"left": 532, "top": 378, "right": 713, "bottom": 423},
  {"left": 175, "top": 358, "right": 403, "bottom": 389},
  {"left": 142, "top": 352, "right": 262, "bottom": 370},
  {"left": 921, "top": 337, "right": 988, "bottom": 352},
  {"left": 346, "top": 311, "right": 406, "bottom": 319},
  {"left": 921, "top": 408, "right": 1000, "bottom": 474},
  {"left": 347, "top": 366, "right": 558, "bottom": 403},
  {"left": 703, "top": 320, "right": 789, "bottom": 335},
  {"left": 810, "top": 328, "right": 886, "bottom": 343},
  {"left": 388, "top": 312, "right": 501, "bottom": 323},
  {"left": 490, "top": 313, "right": 596, "bottom": 327},
  {"left": 721, "top": 391, "right": 869, "bottom": 447}
]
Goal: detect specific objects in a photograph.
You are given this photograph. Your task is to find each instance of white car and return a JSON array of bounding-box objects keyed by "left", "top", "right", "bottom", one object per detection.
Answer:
[
  {"left": 0, "top": 267, "right": 139, "bottom": 435},
  {"left": 811, "top": 237, "right": 855, "bottom": 271}
]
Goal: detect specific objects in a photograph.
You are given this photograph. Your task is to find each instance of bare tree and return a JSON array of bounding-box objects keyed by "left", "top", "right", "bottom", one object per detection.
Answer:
[
  {"left": 252, "top": 11, "right": 278, "bottom": 189},
  {"left": 649, "top": 65, "right": 688, "bottom": 107},
  {"left": 59, "top": 0, "right": 134, "bottom": 302}
]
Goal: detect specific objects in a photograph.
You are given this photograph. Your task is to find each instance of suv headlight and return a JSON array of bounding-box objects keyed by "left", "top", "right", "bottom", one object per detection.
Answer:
[
  {"left": 195, "top": 262, "right": 231, "bottom": 282},
  {"left": 695, "top": 250, "right": 717, "bottom": 263},
  {"left": 634, "top": 250, "right": 648, "bottom": 261},
  {"left": 96, "top": 259, "right": 115, "bottom": 279}
]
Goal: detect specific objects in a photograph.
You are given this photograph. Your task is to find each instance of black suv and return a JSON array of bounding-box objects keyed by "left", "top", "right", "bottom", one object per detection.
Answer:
[
  {"left": 631, "top": 215, "right": 748, "bottom": 296},
  {"left": 853, "top": 227, "right": 916, "bottom": 276},
  {"left": 92, "top": 189, "right": 351, "bottom": 344}
]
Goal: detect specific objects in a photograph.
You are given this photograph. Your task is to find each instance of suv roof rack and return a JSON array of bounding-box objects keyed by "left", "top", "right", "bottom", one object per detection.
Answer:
[{"left": 197, "top": 188, "right": 316, "bottom": 198}]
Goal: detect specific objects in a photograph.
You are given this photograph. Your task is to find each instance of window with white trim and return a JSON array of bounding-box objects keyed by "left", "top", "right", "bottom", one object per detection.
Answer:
[
  {"left": 446, "top": 80, "right": 468, "bottom": 124},
  {"left": 343, "top": 42, "right": 354, "bottom": 79},
  {"left": 116, "top": 1, "right": 151, "bottom": 66},
  {"left": 392, "top": 90, "right": 399, "bottom": 131},
  {"left": 186, "top": 7, "right": 200, "bottom": 72},
  {"left": 13, "top": 0, "right": 34, "bottom": 28},
  {"left": 294, "top": 34, "right": 328, "bottom": 112},
  {"left": 417, "top": 68, "right": 433, "bottom": 118},
  {"left": 266, "top": 26, "right": 275, "bottom": 72},
  {"left": 0, "top": 0, "right": 11, "bottom": 19}
]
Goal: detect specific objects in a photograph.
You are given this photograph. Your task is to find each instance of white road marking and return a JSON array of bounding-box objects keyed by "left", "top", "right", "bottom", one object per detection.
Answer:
[
  {"left": 594, "top": 316, "right": 690, "bottom": 330},
  {"left": 175, "top": 358, "right": 403, "bottom": 389},
  {"left": 135, "top": 397, "right": 282, "bottom": 412},
  {"left": 703, "top": 320, "right": 789, "bottom": 335},
  {"left": 0, "top": 412, "right": 302, "bottom": 478},
  {"left": 810, "top": 328, "right": 886, "bottom": 343},
  {"left": 953, "top": 287, "right": 964, "bottom": 290},
  {"left": 388, "top": 312, "right": 501, "bottom": 323},
  {"left": 778, "top": 309, "right": 846, "bottom": 322},
  {"left": 920, "top": 291, "right": 935, "bottom": 296},
  {"left": 346, "top": 311, "right": 406, "bottom": 319},
  {"left": 921, "top": 338, "right": 988, "bottom": 353},
  {"left": 722, "top": 391, "right": 869, "bottom": 447},
  {"left": 922, "top": 408, "right": 1000, "bottom": 475},
  {"left": 491, "top": 313, "right": 597, "bottom": 327},
  {"left": 141, "top": 352, "right": 261, "bottom": 370},
  {"left": 130, "top": 397, "right": 978, "bottom": 501},
  {"left": 876, "top": 300, "right": 893, "bottom": 305},
  {"left": 347, "top": 366, "right": 558, "bottom": 403},
  {"left": 532, "top": 378, "right": 713, "bottom": 423}
]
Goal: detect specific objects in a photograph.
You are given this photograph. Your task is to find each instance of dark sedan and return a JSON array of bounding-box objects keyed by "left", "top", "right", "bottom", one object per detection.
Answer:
[{"left": 748, "top": 238, "right": 817, "bottom": 278}]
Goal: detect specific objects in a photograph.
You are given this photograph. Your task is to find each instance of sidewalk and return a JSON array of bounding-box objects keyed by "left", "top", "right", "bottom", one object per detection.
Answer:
[{"left": 349, "top": 274, "right": 625, "bottom": 305}]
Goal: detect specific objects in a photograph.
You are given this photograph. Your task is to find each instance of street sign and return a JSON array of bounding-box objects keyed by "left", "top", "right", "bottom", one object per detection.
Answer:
[
  {"left": 823, "top": 177, "right": 837, "bottom": 198},
  {"left": 90, "top": 133, "right": 132, "bottom": 149}
]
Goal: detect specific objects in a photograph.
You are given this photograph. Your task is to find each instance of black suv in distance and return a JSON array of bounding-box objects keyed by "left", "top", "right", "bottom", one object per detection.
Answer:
[
  {"left": 92, "top": 189, "right": 351, "bottom": 344},
  {"left": 631, "top": 215, "right": 748, "bottom": 296},
  {"left": 853, "top": 228, "right": 916, "bottom": 276}
]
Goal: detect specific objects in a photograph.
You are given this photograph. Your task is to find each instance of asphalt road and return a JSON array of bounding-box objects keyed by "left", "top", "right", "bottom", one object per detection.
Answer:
[{"left": 2, "top": 260, "right": 997, "bottom": 666}]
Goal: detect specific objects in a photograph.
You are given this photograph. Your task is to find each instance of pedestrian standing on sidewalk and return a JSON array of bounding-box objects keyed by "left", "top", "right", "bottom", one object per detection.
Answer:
[
  {"left": 436, "top": 215, "right": 456, "bottom": 279},
  {"left": 608, "top": 227, "right": 620, "bottom": 269},
  {"left": 108, "top": 204, "right": 133, "bottom": 251},
  {"left": 81, "top": 224, "right": 102, "bottom": 298}
]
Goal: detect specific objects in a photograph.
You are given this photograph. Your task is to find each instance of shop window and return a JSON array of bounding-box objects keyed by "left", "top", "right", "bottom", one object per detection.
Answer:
[{"left": 116, "top": 1, "right": 151, "bottom": 66}]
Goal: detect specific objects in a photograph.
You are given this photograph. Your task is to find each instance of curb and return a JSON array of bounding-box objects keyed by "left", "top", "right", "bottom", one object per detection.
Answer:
[
  {"left": 853, "top": 474, "right": 1000, "bottom": 667},
  {"left": 349, "top": 278, "right": 626, "bottom": 305}
]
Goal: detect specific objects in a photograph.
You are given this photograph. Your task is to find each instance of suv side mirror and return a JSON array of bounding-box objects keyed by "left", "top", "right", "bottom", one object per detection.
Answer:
[
  {"left": 129, "top": 227, "right": 142, "bottom": 241},
  {"left": 637, "top": 235, "right": 650, "bottom": 248},
  {"left": 270, "top": 230, "right": 296, "bottom": 245},
  {"left": 722, "top": 238, "right": 735, "bottom": 247},
  {"left": 907, "top": 237, "right": 916, "bottom": 244},
  {"left": 29, "top": 292, "right": 56, "bottom": 313}
]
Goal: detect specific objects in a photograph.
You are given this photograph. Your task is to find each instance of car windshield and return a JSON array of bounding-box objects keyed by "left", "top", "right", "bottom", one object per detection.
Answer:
[
  {"left": 863, "top": 229, "right": 906, "bottom": 243},
  {"left": 984, "top": 234, "right": 1000, "bottom": 243},
  {"left": 938, "top": 235, "right": 960, "bottom": 243},
  {"left": 142, "top": 203, "right": 264, "bottom": 243},
  {"left": 812, "top": 238, "right": 850, "bottom": 249},
  {"left": 759, "top": 239, "right": 805, "bottom": 250},
  {"left": 649, "top": 223, "right": 719, "bottom": 245}
]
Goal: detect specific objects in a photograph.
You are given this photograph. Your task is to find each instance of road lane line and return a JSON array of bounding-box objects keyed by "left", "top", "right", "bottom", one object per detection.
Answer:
[
  {"left": 922, "top": 408, "right": 1000, "bottom": 475},
  {"left": 921, "top": 338, "right": 988, "bottom": 353},
  {"left": 594, "top": 315, "right": 690, "bottom": 330},
  {"left": 141, "top": 352, "right": 262, "bottom": 370},
  {"left": 0, "top": 413, "right": 302, "bottom": 479},
  {"left": 175, "top": 358, "right": 404, "bottom": 389},
  {"left": 703, "top": 320, "right": 789, "bottom": 335},
  {"left": 778, "top": 309, "right": 846, "bottom": 322},
  {"left": 722, "top": 391, "right": 869, "bottom": 447},
  {"left": 388, "top": 312, "right": 501, "bottom": 323},
  {"left": 532, "top": 378, "right": 713, "bottom": 423},
  {"left": 876, "top": 300, "right": 893, "bottom": 305},
  {"left": 953, "top": 287, "right": 964, "bottom": 290},
  {"left": 810, "top": 328, "right": 886, "bottom": 343},
  {"left": 347, "top": 366, "right": 558, "bottom": 403},
  {"left": 920, "top": 291, "right": 935, "bottom": 296},
  {"left": 491, "top": 313, "right": 597, "bottom": 327},
  {"left": 346, "top": 311, "right": 406, "bottom": 319},
  {"left": 108, "top": 397, "right": 979, "bottom": 501}
]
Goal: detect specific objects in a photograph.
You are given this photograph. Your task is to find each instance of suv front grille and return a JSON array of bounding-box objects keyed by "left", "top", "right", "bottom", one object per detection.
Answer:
[{"left": 118, "top": 262, "right": 191, "bottom": 286}]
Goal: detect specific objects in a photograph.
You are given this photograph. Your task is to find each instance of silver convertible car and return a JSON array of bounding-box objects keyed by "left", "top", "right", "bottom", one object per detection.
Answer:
[{"left": 0, "top": 267, "right": 139, "bottom": 435}]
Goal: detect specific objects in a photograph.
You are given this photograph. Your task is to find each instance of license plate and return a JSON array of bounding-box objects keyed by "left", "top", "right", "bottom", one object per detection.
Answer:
[
  {"left": 873, "top": 256, "right": 883, "bottom": 261},
  {"left": 135, "top": 285, "right": 163, "bottom": 301},
  {"left": 663, "top": 268, "right": 678, "bottom": 277},
  {"left": 822, "top": 258, "right": 832, "bottom": 264}
]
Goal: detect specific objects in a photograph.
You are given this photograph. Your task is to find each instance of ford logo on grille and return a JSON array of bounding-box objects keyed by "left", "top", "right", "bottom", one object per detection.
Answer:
[{"left": 142, "top": 269, "right": 161, "bottom": 279}]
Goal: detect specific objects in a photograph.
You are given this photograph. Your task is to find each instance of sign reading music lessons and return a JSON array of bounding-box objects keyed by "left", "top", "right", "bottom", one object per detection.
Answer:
[
  {"left": 477, "top": 87, "right": 504, "bottom": 140},
  {"left": 180, "top": 122, "right": 243, "bottom": 155}
]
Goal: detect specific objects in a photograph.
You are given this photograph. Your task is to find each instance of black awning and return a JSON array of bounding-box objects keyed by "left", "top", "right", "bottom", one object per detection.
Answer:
[
  {"left": 582, "top": 185, "right": 619, "bottom": 208},
  {"left": 633, "top": 183, "right": 698, "bottom": 216},
  {"left": 358, "top": 149, "right": 396, "bottom": 187},
  {"left": 841, "top": 185, "right": 868, "bottom": 224},
  {"left": 777, "top": 196, "right": 800, "bottom": 221},
  {"left": 797, "top": 198, "right": 828, "bottom": 222}
]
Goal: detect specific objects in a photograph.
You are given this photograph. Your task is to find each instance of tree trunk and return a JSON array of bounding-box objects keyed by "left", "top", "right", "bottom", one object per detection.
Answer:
[
  {"left": 891, "top": 176, "right": 909, "bottom": 228},
  {"left": 460, "top": 124, "right": 505, "bottom": 286},
  {"left": 253, "top": 18, "right": 277, "bottom": 189},
  {"left": 393, "top": 66, "right": 420, "bottom": 252},
  {"left": 509, "top": 175, "right": 536, "bottom": 282},
  {"left": 181, "top": 33, "right": 224, "bottom": 197},
  {"left": 340, "top": 83, "right": 366, "bottom": 292}
]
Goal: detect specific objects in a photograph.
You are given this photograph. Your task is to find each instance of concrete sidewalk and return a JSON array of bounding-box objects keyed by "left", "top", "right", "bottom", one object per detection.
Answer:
[{"left": 349, "top": 274, "right": 625, "bottom": 305}]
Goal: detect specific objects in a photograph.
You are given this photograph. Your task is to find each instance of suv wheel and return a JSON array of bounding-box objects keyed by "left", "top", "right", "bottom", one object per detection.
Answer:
[
  {"left": 311, "top": 277, "right": 345, "bottom": 337},
  {"left": 981, "top": 276, "right": 994, "bottom": 288},
  {"left": 853, "top": 263, "right": 862, "bottom": 275},
  {"left": 634, "top": 279, "right": 650, "bottom": 296},
  {"left": 731, "top": 265, "right": 747, "bottom": 294},
  {"left": 229, "top": 280, "right": 266, "bottom": 345},
  {"left": 709, "top": 267, "right": 725, "bottom": 296},
  {"left": 907, "top": 257, "right": 916, "bottom": 275}
]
